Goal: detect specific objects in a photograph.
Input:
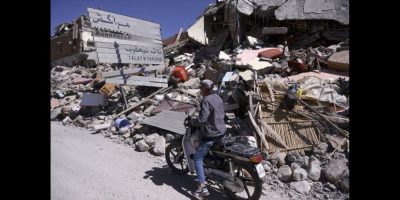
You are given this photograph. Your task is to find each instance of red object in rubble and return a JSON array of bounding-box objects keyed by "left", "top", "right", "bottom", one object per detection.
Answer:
[
  {"left": 172, "top": 66, "right": 188, "bottom": 82},
  {"left": 258, "top": 49, "right": 283, "bottom": 59},
  {"left": 288, "top": 60, "right": 308, "bottom": 72}
]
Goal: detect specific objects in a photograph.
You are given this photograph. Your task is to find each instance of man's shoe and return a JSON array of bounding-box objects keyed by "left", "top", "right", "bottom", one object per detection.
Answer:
[{"left": 191, "top": 184, "right": 210, "bottom": 199}]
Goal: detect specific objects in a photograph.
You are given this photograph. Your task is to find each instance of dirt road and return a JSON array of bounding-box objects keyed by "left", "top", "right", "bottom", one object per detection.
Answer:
[{"left": 51, "top": 122, "right": 290, "bottom": 200}]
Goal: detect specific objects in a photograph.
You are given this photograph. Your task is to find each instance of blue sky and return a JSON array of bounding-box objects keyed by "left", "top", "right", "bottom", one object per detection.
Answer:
[{"left": 51, "top": 0, "right": 215, "bottom": 39}]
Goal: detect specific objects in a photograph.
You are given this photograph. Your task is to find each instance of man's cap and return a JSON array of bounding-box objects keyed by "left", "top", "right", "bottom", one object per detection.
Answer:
[{"left": 200, "top": 79, "right": 214, "bottom": 89}]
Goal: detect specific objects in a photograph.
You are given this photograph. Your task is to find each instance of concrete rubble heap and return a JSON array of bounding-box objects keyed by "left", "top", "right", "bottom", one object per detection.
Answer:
[{"left": 51, "top": 1, "right": 349, "bottom": 199}]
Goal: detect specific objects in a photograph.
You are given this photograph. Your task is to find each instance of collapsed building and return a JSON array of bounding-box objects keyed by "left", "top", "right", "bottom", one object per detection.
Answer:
[
  {"left": 51, "top": 1, "right": 350, "bottom": 198},
  {"left": 51, "top": 8, "right": 164, "bottom": 68}
]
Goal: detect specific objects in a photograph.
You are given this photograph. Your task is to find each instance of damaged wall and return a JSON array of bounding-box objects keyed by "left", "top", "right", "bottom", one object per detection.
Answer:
[
  {"left": 51, "top": 8, "right": 164, "bottom": 66},
  {"left": 274, "top": 0, "right": 349, "bottom": 25}
]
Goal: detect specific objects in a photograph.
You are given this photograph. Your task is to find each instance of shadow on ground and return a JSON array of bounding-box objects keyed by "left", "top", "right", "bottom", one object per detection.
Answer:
[{"left": 144, "top": 165, "right": 230, "bottom": 200}]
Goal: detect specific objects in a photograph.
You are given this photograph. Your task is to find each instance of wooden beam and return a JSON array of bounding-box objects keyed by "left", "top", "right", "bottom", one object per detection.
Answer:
[
  {"left": 298, "top": 99, "right": 349, "bottom": 138},
  {"left": 113, "top": 86, "right": 173, "bottom": 119},
  {"left": 258, "top": 119, "right": 288, "bottom": 149},
  {"left": 248, "top": 111, "right": 269, "bottom": 151}
]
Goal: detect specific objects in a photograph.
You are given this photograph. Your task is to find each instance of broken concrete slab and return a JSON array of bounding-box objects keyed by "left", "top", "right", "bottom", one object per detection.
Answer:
[
  {"left": 73, "top": 78, "right": 93, "bottom": 85},
  {"left": 307, "top": 156, "right": 321, "bottom": 181},
  {"left": 187, "top": 15, "right": 209, "bottom": 45},
  {"left": 219, "top": 51, "right": 231, "bottom": 60},
  {"left": 152, "top": 136, "right": 166, "bottom": 156},
  {"left": 322, "top": 159, "right": 347, "bottom": 183},
  {"left": 144, "top": 133, "right": 160, "bottom": 147},
  {"left": 135, "top": 140, "right": 150, "bottom": 151},
  {"left": 93, "top": 123, "right": 112, "bottom": 131},
  {"left": 235, "top": 48, "right": 275, "bottom": 66},
  {"left": 144, "top": 105, "right": 156, "bottom": 116},
  {"left": 181, "top": 77, "right": 200, "bottom": 89},
  {"left": 248, "top": 58, "right": 273, "bottom": 74},
  {"left": 51, "top": 107, "right": 62, "bottom": 120},
  {"left": 327, "top": 50, "right": 349, "bottom": 72},
  {"left": 62, "top": 116, "right": 72, "bottom": 125},
  {"left": 275, "top": 0, "right": 349, "bottom": 25},
  {"left": 290, "top": 180, "right": 311, "bottom": 195},
  {"left": 80, "top": 93, "right": 106, "bottom": 106},
  {"left": 236, "top": 0, "right": 255, "bottom": 15},
  {"left": 238, "top": 70, "right": 254, "bottom": 83},
  {"left": 133, "top": 133, "right": 145, "bottom": 142},
  {"left": 292, "top": 167, "right": 308, "bottom": 182}
]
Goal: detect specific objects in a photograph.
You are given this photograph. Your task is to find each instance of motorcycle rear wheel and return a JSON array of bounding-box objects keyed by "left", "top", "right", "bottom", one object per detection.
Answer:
[
  {"left": 165, "top": 140, "right": 189, "bottom": 175},
  {"left": 224, "top": 164, "right": 262, "bottom": 200}
]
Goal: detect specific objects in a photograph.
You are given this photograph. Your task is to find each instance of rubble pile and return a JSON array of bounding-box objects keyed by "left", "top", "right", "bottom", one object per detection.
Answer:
[{"left": 51, "top": 0, "right": 349, "bottom": 199}]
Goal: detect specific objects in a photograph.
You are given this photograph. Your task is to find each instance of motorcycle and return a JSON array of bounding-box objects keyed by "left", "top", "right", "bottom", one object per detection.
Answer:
[{"left": 165, "top": 113, "right": 266, "bottom": 200}]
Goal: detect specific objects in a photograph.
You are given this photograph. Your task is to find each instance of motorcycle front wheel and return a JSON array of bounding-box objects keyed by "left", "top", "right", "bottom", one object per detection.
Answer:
[
  {"left": 165, "top": 140, "right": 189, "bottom": 175},
  {"left": 224, "top": 164, "right": 262, "bottom": 200}
]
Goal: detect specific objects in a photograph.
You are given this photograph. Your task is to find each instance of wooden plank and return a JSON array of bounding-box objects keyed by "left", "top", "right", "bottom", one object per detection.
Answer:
[
  {"left": 114, "top": 86, "right": 173, "bottom": 119},
  {"left": 248, "top": 111, "right": 269, "bottom": 151},
  {"left": 258, "top": 119, "right": 288, "bottom": 149},
  {"left": 298, "top": 99, "right": 349, "bottom": 138},
  {"left": 266, "top": 120, "right": 318, "bottom": 124},
  {"left": 101, "top": 65, "right": 164, "bottom": 78}
]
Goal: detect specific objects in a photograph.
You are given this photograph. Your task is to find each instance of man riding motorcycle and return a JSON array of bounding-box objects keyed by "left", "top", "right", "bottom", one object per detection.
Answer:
[{"left": 186, "top": 79, "right": 226, "bottom": 198}]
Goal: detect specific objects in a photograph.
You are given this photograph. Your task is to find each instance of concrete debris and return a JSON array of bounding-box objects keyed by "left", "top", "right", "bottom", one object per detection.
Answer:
[
  {"left": 286, "top": 152, "right": 304, "bottom": 165},
  {"left": 324, "top": 182, "right": 337, "bottom": 192},
  {"left": 51, "top": 3, "right": 350, "bottom": 198},
  {"left": 292, "top": 167, "right": 308, "bottom": 182},
  {"left": 93, "top": 123, "right": 111, "bottom": 131},
  {"left": 219, "top": 51, "right": 231, "bottom": 60},
  {"left": 313, "top": 143, "right": 329, "bottom": 155},
  {"left": 51, "top": 108, "right": 62, "bottom": 120},
  {"left": 152, "top": 136, "right": 166, "bottom": 156},
  {"left": 290, "top": 180, "right": 311, "bottom": 195},
  {"left": 307, "top": 156, "right": 321, "bottom": 181},
  {"left": 144, "top": 133, "right": 160, "bottom": 147},
  {"left": 133, "top": 134, "right": 145, "bottom": 143},
  {"left": 62, "top": 116, "right": 72, "bottom": 125},
  {"left": 135, "top": 140, "right": 150, "bottom": 152},
  {"left": 322, "top": 159, "right": 347, "bottom": 183},
  {"left": 277, "top": 165, "right": 292, "bottom": 182},
  {"left": 302, "top": 155, "right": 309, "bottom": 168},
  {"left": 327, "top": 50, "right": 349, "bottom": 72}
]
